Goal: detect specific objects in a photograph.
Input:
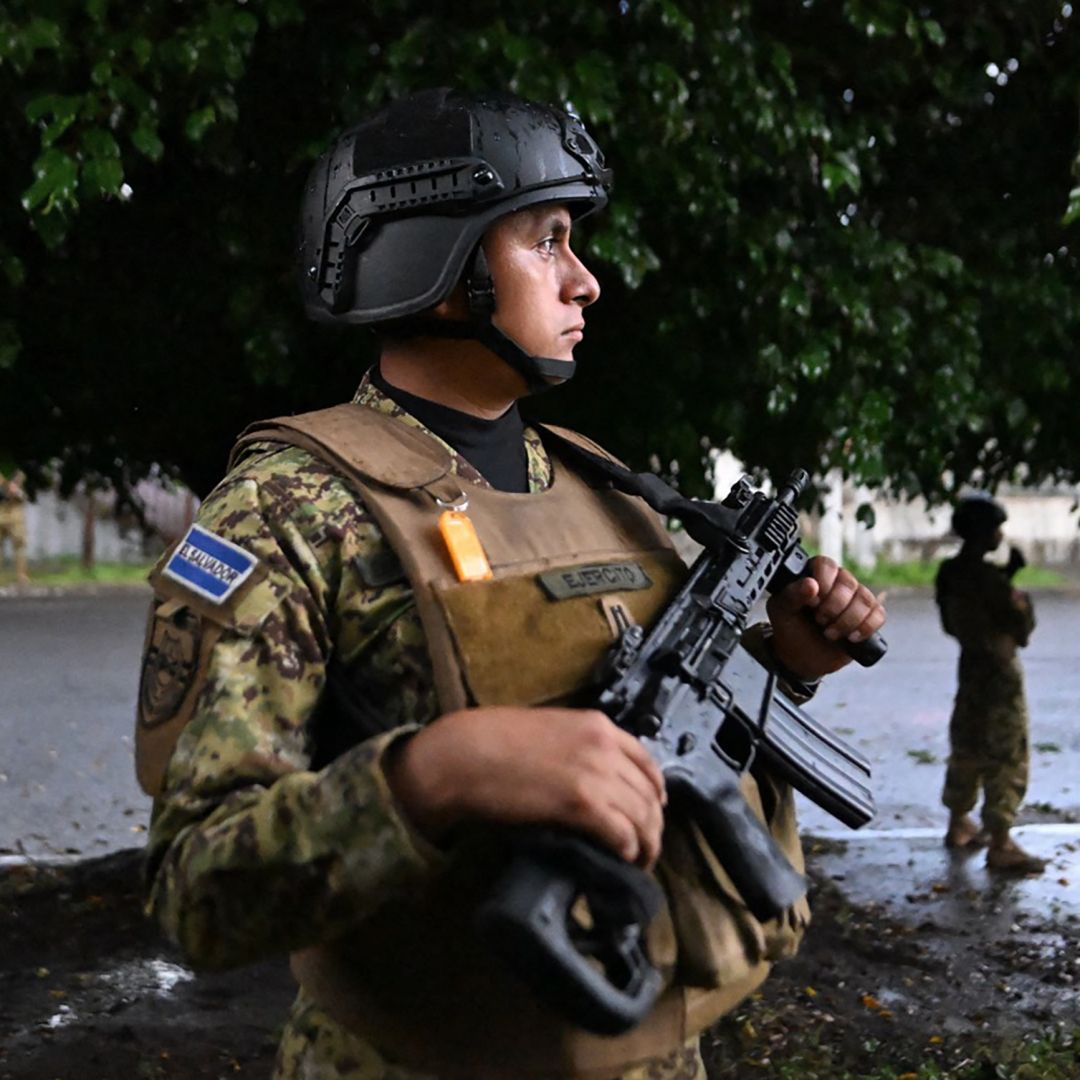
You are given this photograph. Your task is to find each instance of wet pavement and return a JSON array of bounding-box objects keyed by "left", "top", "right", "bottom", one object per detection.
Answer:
[
  {"left": 811, "top": 824, "right": 1080, "bottom": 924},
  {"left": 795, "top": 587, "right": 1080, "bottom": 834},
  {"left": 0, "top": 588, "right": 151, "bottom": 860},
  {"left": 1, "top": 586, "right": 1078, "bottom": 948},
  {"left": 2, "top": 586, "right": 1079, "bottom": 1077},
  {"left": 794, "top": 587, "right": 1080, "bottom": 943}
]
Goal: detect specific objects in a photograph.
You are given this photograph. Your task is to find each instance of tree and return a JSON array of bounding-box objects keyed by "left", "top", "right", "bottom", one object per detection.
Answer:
[{"left": 1, "top": 0, "right": 1077, "bottom": 500}]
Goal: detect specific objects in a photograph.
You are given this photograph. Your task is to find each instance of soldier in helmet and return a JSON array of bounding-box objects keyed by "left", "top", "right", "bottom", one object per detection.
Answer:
[
  {"left": 137, "top": 89, "right": 885, "bottom": 1079},
  {"left": 935, "top": 494, "right": 1043, "bottom": 874}
]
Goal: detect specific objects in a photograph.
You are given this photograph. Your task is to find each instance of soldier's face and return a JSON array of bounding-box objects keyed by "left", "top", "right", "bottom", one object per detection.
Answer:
[
  {"left": 972, "top": 526, "right": 1003, "bottom": 552},
  {"left": 482, "top": 204, "right": 600, "bottom": 365}
]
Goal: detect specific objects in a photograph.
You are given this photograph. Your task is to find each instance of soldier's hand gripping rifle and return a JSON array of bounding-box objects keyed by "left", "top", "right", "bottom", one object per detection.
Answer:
[{"left": 477, "top": 453, "right": 886, "bottom": 1036}]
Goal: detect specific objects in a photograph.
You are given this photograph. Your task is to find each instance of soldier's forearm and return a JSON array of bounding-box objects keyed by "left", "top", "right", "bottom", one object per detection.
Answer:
[{"left": 147, "top": 727, "right": 440, "bottom": 969}]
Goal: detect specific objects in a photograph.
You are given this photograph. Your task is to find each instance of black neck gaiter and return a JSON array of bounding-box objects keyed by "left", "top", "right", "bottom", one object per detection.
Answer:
[{"left": 371, "top": 364, "right": 529, "bottom": 493}]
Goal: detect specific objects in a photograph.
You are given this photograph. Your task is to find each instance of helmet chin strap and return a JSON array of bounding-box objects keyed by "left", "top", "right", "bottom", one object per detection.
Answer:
[
  {"left": 469, "top": 320, "right": 576, "bottom": 394},
  {"left": 463, "top": 246, "right": 576, "bottom": 395}
]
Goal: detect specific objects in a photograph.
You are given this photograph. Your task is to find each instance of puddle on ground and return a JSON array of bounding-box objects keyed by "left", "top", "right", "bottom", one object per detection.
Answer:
[
  {"left": 35, "top": 957, "right": 195, "bottom": 1034},
  {"left": 807, "top": 823, "right": 1080, "bottom": 1031},
  {"left": 808, "top": 823, "right": 1080, "bottom": 931},
  {"left": 97, "top": 957, "right": 194, "bottom": 996}
]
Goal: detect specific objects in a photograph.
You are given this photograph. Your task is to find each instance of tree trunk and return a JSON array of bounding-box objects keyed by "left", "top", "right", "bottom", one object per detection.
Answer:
[{"left": 81, "top": 495, "right": 95, "bottom": 571}]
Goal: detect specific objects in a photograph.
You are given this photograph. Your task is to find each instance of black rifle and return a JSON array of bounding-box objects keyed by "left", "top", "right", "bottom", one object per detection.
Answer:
[
  {"left": 477, "top": 459, "right": 885, "bottom": 1035},
  {"left": 1004, "top": 545, "right": 1026, "bottom": 580}
]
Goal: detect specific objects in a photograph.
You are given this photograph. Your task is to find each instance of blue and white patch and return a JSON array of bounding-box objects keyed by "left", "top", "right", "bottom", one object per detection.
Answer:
[{"left": 163, "top": 524, "right": 258, "bottom": 605}]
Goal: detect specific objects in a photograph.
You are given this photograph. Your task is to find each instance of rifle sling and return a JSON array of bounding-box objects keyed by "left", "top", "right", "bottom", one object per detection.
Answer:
[{"left": 538, "top": 426, "right": 740, "bottom": 553}]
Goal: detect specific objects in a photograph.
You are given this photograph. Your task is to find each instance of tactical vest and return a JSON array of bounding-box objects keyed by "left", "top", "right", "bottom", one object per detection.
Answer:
[
  {"left": 937, "top": 559, "right": 1033, "bottom": 658},
  {"left": 228, "top": 403, "right": 809, "bottom": 1080}
]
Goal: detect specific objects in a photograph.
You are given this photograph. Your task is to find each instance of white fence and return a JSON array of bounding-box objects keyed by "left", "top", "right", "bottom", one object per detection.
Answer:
[
  {"left": 709, "top": 451, "right": 1080, "bottom": 567},
  {"left": 13, "top": 456, "right": 1080, "bottom": 569},
  {"left": 16, "top": 479, "right": 197, "bottom": 565}
]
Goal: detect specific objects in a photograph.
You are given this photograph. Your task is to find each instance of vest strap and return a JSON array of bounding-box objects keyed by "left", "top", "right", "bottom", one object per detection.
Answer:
[{"left": 231, "top": 403, "right": 453, "bottom": 490}]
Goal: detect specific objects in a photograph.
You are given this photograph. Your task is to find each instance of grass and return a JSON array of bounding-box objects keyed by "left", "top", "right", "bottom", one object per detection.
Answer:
[
  {"left": 851, "top": 559, "right": 1070, "bottom": 591},
  {"left": 716, "top": 1026, "right": 1080, "bottom": 1079},
  {"left": 0, "top": 555, "right": 153, "bottom": 588},
  {"left": 905, "top": 748, "right": 937, "bottom": 765},
  {"left": 1, "top": 554, "right": 1074, "bottom": 594}
]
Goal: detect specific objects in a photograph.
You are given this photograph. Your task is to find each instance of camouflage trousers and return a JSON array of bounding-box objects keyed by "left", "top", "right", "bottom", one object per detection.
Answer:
[
  {"left": 0, "top": 504, "right": 27, "bottom": 578},
  {"left": 941, "top": 650, "right": 1030, "bottom": 833},
  {"left": 274, "top": 990, "right": 706, "bottom": 1080}
]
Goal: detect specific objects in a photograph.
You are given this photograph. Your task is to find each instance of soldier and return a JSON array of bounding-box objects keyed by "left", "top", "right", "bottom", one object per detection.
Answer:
[
  {"left": 137, "top": 89, "right": 886, "bottom": 1079},
  {"left": 0, "top": 469, "right": 30, "bottom": 586},
  {"left": 936, "top": 494, "right": 1044, "bottom": 874}
]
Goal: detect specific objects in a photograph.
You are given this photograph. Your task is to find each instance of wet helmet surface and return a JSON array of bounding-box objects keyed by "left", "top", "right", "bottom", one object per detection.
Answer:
[{"left": 298, "top": 88, "right": 612, "bottom": 325}]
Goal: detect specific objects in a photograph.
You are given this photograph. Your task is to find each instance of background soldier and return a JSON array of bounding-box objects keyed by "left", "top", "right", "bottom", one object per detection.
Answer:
[
  {"left": 935, "top": 494, "right": 1044, "bottom": 874},
  {"left": 137, "top": 89, "right": 885, "bottom": 1079},
  {"left": 0, "top": 469, "right": 30, "bottom": 586}
]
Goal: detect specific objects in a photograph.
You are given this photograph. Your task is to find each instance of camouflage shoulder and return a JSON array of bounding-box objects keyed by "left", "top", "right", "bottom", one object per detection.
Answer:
[
  {"left": 207, "top": 441, "right": 385, "bottom": 557},
  {"left": 523, "top": 424, "right": 553, "bottom": 493},
  {"left": 153, "top": 441, "right": 403, "bottom": 617}
]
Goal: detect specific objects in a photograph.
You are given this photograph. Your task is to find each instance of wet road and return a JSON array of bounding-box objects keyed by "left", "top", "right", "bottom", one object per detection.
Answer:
[
  {"left": 0, "top": 586, "right": 1077, "bottom": 858},
  {"left": 798, "top": 587, "right": 1080, "bottom": 945},
  {"left": 797, "top": 587, "right": 1080, "bottom": 835},
  {"left": 3, "top": 586, "right": 1077, "bottom": 1071},
  {"left": 0, "top": 589, "right": 151, "bottom": 859}
]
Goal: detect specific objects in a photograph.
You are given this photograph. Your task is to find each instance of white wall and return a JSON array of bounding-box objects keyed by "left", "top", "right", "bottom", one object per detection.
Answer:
[
  {"left": 17, "top": 480, "right": 197, "bottom": 565},
  {"left": 709, "top": 449, "right": 1080, "bottom": 566},
  {"left": 22, "top": 492, "right": 141, "bottom": 563},
  {"left": 833, "top": 489, "right": 1080, "bottom": 567}
]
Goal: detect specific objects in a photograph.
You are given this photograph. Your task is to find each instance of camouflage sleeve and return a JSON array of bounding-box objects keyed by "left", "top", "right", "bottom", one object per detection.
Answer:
[{"left": 143, "top": 446, "right": 444, "bottom": 970}]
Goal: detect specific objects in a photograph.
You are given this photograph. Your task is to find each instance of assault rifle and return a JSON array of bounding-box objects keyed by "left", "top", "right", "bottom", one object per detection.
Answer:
[{"left": 477, "top": 462, "right": 885, "bottom": 1036}]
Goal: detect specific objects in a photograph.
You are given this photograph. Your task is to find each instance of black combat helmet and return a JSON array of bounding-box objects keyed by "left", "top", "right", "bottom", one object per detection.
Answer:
[
  {"left": 297, "top": 88, "right": 612, "bottom": 390},
  {"left": 951, "top": 493, "right": 1007, "bottom": 540}
]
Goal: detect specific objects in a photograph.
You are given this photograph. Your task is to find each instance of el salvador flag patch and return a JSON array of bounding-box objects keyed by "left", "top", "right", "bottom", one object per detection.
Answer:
[{"left": 163, "top": 524, "right": 258, "bottom": 605}]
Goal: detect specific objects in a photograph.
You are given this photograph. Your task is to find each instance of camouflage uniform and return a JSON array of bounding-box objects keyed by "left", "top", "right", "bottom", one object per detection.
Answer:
[
  {"left": 0, "top": 472, "right": 28, "bottom": 581},
  {"left": 935, "top": 554, "right": 1036, "bottom": 833},
  {"left": 142, "top": 372, "right": 705, "bottom": 1080}
]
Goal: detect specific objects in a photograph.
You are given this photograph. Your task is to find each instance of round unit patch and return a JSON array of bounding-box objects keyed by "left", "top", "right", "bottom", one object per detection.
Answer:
[{"left": 139, "top": 608, "right": 203, "bottom": 729}]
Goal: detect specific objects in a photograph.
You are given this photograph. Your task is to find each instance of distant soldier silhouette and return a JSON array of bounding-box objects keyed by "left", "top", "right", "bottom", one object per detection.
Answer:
[
  {"left": 935, "top": 495, "right": 1044, "bottom": 874},
  {"left": 0, "top": 470, "right": 30, "bottom": 586}
]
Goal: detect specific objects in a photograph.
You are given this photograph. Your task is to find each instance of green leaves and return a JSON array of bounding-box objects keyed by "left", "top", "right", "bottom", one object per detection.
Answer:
[
  {"left": 19, "top": 123, "right": 126, "bottom": 223},
  {"left": 184, "top": 105, "right": 217, "bottom": 143},
  {"left": 264, "top": 0, "right": 305, "bottom": 30},
  {"left": 5, "top": 0, "right": 279, "bottom": 250},
  {"left": 0, "top": 17, "right": 63, "bottom": 72},
  {"left": 588, "top": 202, "right": 661, "bottom": 290},
  {"left": 822, "top": 151, "right": 862, "bottom": 196},
  {"left": 0, "top": 1, "right": 1076, "bottom": 502},
  {"left": 81, "top": 156, "right": 124, "bottom": 198},
  {"left": 1, "top": 250, "right": 25, "bottom": 289},
  {"left": 131, "top": 123, "right": 164, "bottom": 161},
  {"left": 905, "top": 11, "right": 946, "bottom": 48},
  {"left": 1064, "top": 184, "right": 1080, "bottom": 227},
  {"left": 0, "top": 320, "right": 21, "bottom": 371},
  {"left": 21, "top": 148, "right": 79, "bottom": 214}
]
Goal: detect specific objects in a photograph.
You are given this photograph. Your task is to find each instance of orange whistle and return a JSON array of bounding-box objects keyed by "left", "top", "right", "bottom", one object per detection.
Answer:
[{"left": 438, "top": 510, "right": 493, "bottom": 582}]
